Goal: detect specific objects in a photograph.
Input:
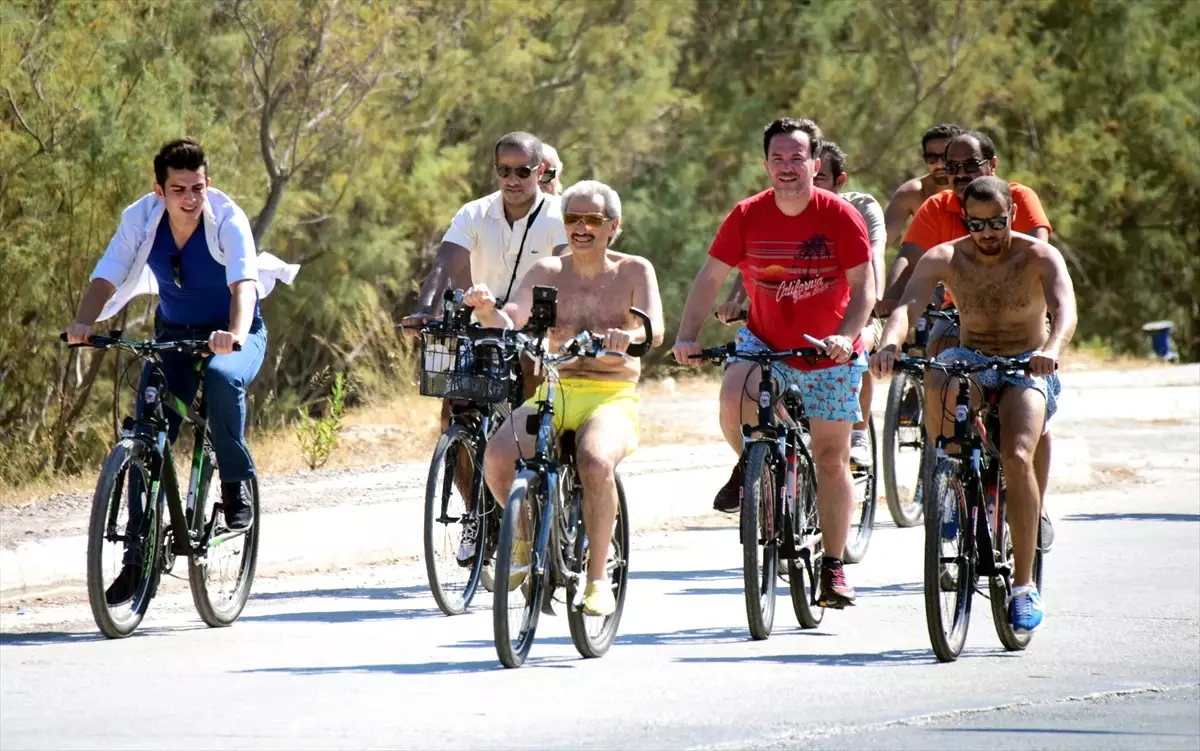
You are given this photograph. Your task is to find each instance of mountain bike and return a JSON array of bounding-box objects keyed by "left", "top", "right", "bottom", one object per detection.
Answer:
[
  {"left": 62, "top": 332, "right": 259, "bottom": 638},
  {"left": 892, "top": 355, "right": 1046, "bottom": 662},
  {"left": 690, "top": 336, "right": 847, "bottom": 639},
  {"left": 881, "top": 304, "right": 959, "bottom": 527},
  {"left": 409, "top": 289, "right": 524, "bottom": 615},
  {"left": 492, "top": 292, "right": 653, "bottom": 667}
]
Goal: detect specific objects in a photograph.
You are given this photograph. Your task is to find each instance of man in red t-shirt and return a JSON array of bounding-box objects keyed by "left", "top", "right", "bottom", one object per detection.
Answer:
[{"left": 673, "top": 118, "right": 875, "bottom": 609}]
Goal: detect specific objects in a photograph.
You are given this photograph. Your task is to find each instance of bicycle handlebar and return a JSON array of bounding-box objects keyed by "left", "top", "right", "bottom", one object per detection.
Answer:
[
  {"left": 891, "top": 354, "right": 1055, "bottom": 376},
  {"left": 59, "top": 332, "right": 237, "bottom": 356},
  {"left": 689, "top": 341, "right": 826, "bottom": 366}
]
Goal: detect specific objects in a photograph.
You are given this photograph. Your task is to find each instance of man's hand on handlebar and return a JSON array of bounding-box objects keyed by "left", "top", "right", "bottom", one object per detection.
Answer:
[
  {"left": 400, "top": 311, "right": 432, "bottom": 337},
  {"left": 1028, "top": 347, "right": 1060, "bottom": 377},
  {"left": 672, "top": 339, "right": 703, "bottom": 366},
  {"left": 463, "top": 284, "right": 497, "bottom": 313},
  {"left": 821, "top": 334, "right": 854, "bottom": 364},
  {"left": 869, "top": 344, "right": 900, "bottom": 380},
  {"left": 208, "top": 330, "right": 243, "bottom": 356},
  {"left": 602, "top": 328, "right": 632, "bottom": 355},
  {"left": 65, "top": 322, "right": 92, "bottom": 345}
]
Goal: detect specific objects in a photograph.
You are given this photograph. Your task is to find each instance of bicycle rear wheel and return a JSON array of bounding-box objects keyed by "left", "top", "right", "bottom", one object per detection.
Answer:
[
  {"left": 86, "top": 438, "right": 159, "bottom": 639},
  {"left": 741, "top": 443, "right": 778, "bottom": 640},
  {"left": 423, "top": 425, "right": 486, "bottom": 615},
  {"left": 567, "top": 474, "right": 630, "bottom": 658},
  {"left": 493, "top": 472, "right": 545, "bottom": 668},
  {"left": 843, "top": 416, "right": 878, "bottom": 564},
  {"left": 789, "top": 457, "right": 824, "bottom": 628},
  {"left": 924, "top": 457, "right": 973, "bottom": 662},
  {"left": 189, "top": 450, "right": 260, "bottom": 627},
  {"left": 884, "top": 371, "right": 925, "bottom": 527}
]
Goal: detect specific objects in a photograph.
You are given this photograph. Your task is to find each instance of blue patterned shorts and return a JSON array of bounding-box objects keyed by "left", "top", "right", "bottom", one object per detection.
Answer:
[
  {"left": 731, "top": 328, "right": 867, "bottom": 423},
  {"left": 935, "top": 347, "right": 1062, "bottom": 432}
]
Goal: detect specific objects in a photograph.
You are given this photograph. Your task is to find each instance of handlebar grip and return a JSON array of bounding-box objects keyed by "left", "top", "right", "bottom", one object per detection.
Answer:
[{"left": 626, "top": 307, "right": 654, "bottom": 358}]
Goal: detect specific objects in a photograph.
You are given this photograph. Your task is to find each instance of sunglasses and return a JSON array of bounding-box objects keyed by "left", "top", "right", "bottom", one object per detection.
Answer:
[
  {"left": 495, "top": 164, "right": 539, "bottom": 179},
  {"left": 538, "top": 168, "right": 557, "bottom": 184},
  {"left": 946, "top": 158, "right": 989, "bottom": 175},
  {"left": 963, "top": 214, "right": 1010, "bottom": 232},
  {"left": 170, "top": 252, "right": 183, "bottom": 288},
  {"left": 563, "top": 212, "right": 609, "bottom": 230},
  {"left": 923, "top": 151, "right": 946, "bottom": 165}
]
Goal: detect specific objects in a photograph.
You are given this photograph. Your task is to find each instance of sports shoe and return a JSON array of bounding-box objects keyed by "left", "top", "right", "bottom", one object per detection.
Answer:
[
  {"left": 1040, "top": 509, "right": 1055, "bottom": 553},
  {"left": 939, "top": 565, "right": 958, "bottom": 593},
  {"left": 456, "top": 515, "right": 479, "bottom": 566},
  {"left": 582, "top": 580, "right": 616, "bottom": 616},
  {"left": 221, "top": 481, "right": 254, "bottom": 531},
  {"left": 1010, "top": 584, "right": 1044, "bottom": 634},
  {"left": 713, "top": 465, "right": 741, "bottom": 513},
  {"left": 818, "top": 562, "right": 857, "bottom": 609},
  {"left": 105, "top": 564, "right": 140, "bottom": 605},
  {"left": 898, "top": 387, "right": 921, "bottom": 426},
  {"left": 941, "top": 494, "right": 959, "bottom": 541},
  {"left": 849, "top": 430, "right": 873, "bottom": 468},
  {"left": 507, "top": 539, "right": 531, "bottom": 591}
]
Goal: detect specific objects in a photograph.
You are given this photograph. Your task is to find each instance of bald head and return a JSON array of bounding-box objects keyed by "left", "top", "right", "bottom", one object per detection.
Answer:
[{"left": 539, "top": 144, "right": 563, "bottom": 195}]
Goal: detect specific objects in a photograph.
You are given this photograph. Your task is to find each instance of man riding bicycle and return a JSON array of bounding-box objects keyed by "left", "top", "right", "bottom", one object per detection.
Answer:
[
  {"left": 64, "top": 138, "right": 298, "bottom": 601},
  {"left": 673, "top": 118, "right": 876, "bottom": 609},
  {"left": 466, "top": 180, "right": 664, "bottom": 617},
  {"left": 870, "top": 176, "right": 1077, "bottom": 633}
]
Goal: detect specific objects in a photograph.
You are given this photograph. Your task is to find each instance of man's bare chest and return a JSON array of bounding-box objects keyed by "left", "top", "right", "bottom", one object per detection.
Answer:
[
  {"left": 947, "top": 258, "right": 1039, "bottom": 318},
  {"left": 549, "top": 273, "right": 632, "bottom": 335}
]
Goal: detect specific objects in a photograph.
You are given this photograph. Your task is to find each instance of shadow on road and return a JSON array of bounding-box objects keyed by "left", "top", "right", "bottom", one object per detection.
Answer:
[
  {"left": 239, "top": 655, "right": 576, "bottom": 676},
  {"left": 1063, "top": 512, "right": 1200, "bottom": 523},
  {"left": 938, "top": 728, "right": 1200, "bottom": 738},
  {"left": 668, "top": 586, "right": 744, "bottom": 597},
  {"left": 854, "top": 581, "right": 924, "bottom": 598},
  {"left": 249, "top": 584, "right": 431, "bottom": 603},
  {"left": 629, "top": 568, "right": 740, "bottom": 582},
  {"left": 238, "top": 607, "right": 446, "bottom": 624},
  {"left": 443, "top": 626, "right": 829, "bottom": 651},
  {"left": 674, "top": 647, "right": 1017, "bottom": 667},
  {"left": 0, "top": 624, "right": 205, "bottom": 647}
]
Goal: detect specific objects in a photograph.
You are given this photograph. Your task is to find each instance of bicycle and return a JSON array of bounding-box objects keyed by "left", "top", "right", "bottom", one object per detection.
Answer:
[
  {"left": 881, "top": 304, "right": 959, "bottom": 528},
  {"left": 492, "top": 291, "right": 653, "bottom": 668},
  {"left": 891, "top": 354, "right": 1046, "bottom": 663},
  {"left": 690, "top": 335, "right": 870, "bottom": 639},
  {"left": 409, "top": 289, "right": 524, "bottom": 616},
  {"left": 61, "top": 332, "right": 259, "bottom": 639}
]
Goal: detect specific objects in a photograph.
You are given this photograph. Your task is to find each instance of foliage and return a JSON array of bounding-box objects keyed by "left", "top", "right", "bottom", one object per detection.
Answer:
[
  {"left": 295, "top": 370, "right": 347, "bottom": 471},
  {"left": 1, "top": 0, "right": 1195, "bottom": 486}
]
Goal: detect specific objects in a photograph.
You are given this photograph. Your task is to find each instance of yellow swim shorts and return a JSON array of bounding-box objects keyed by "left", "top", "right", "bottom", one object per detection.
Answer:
[{"left": 523, "top": 377, "right": 641, "bottom": 440}]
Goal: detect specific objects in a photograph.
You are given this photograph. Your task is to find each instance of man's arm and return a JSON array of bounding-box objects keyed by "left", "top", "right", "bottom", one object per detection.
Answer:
[
  {"left": 837, "top": 261, "right": 876, "bottom": 342},
  {"left": 880, "top": 242, "right": 925, "bottom": 306},
  {"left": 858, "top": 196, "right": 887, "bottom": 303},
  {"left": 872, "top": 245, "right": 952, "bottom": 375},
  {"left": 1033, "top": 243, "right": 1078, "bottom": 374},
  {"left": 883, "top": 179, "right": 921, "bottom": 250},
  {"left": 209, "top": 280, "right": 257, "bottom": 354},
  {"left": 66, "top": 279, "right": 117, "bottom": 343},
  {"left": 622, "top": 258, "right": 665, "bottom": 347},
  {"left": 414, "top": 241, "right": 471, "bottom": 314},
  {"left": 675, "top": 256, "right": 733, "bottom": 343}
]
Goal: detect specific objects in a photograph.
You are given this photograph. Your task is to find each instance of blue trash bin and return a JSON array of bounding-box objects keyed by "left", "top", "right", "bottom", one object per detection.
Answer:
[{"left": 1141, "top": 321, "right": 1177, "bottom": 361}]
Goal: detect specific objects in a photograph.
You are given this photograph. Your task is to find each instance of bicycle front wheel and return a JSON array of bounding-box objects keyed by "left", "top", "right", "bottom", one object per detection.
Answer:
[
  {"left": 423, "top": 425, "right": 486, "bottom": 615},
  {"left": 843, "top": 416, "right": 878, "bottom": 564},
  {"left": 741, "top": 443, "right": 778, "bottom": 640},
  {"left": 924, "top": 457, "right": 973, "bottom": 662},
  {"left": 493, "top": 472, "right": 545, "bottom": 668},
  {"left": 189, "top": 453, "right": 260, "bottom": 628},
  {"left": 883, "top": 371, "right": 925, "bottom": 527},
  {"left": 86, "top": 438, "right": 159, "bottom": 639},
  {"left": 567, "top": 474, "right": 630, "bottom": 659},
  {"left": 989, "top": 491, "right": 1044, "bottom": 651}
]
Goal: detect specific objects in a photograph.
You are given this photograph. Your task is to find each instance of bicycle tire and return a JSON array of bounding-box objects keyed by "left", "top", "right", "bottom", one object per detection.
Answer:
[
  {"left": 741, "top": 443, "right": 778, "bottom": 640},
  {"left": 567, "top": 474, "right": 631, "bottom": 658},
  {"left": 843, "top": 415, "right": 879, "bottom": 564},
  {"left": 86, "top": 438, "right": 158, "bottom": 639},
  {"left": 189, "top": 459, "right": 261, "bottom": 628},
  {"left": 883, "top": 371, "right": 925, "bottom": 527},
  {"left": 924, "top": 457, "right": 973, "bottom": 662},
  {"left": 989, "top": 489, "right": 1044, "bottom": 651},
  {"left": 423, "top": 425, "right": 486, "bottom": 615},
  {"left": 493, "top": 473, "right": 545, "bottom": 668},
  {"left": 789, "top": 454, "right": 824, "bottom": 628}
]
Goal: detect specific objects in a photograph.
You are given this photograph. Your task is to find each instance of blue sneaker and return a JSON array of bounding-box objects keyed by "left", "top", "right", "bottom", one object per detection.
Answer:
[
  {"left": 1010, "top": 584, "right": 1044, "bottom": 634},
  {"left": 940, "top": 501, "right": 959, "bottom": 540}
]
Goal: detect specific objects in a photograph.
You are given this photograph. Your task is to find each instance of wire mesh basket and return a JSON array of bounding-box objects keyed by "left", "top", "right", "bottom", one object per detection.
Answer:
[{"left": 419, "top": 332, "right": 514, "bottom": 403}]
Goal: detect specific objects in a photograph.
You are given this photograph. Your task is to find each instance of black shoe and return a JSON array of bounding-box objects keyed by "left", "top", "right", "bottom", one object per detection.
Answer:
[
  {"left": 713, "top": 465, "right": 741, "bottom": 513},
  {"left": 818, "top": 562, "right": 857, "bottom": 609},
  {"left": 221, "top": 481, "right": 255, "bottom": 531},
  {"left": 105, "top": 564, "right": 140, "bottom": 605}
]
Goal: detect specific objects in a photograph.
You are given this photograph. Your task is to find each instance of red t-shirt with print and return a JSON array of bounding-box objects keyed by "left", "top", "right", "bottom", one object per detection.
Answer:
[{"left": 709, "top": 188, "right": 872, "bottom": 371}]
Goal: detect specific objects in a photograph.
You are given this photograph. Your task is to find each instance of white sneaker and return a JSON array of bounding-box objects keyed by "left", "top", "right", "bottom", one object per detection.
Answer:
[
  {"left": 456, "top": 516, "right": 479, "bottom": 566},
  {"left": 849, "top": 430, "right": 873, "bottom": 468}
]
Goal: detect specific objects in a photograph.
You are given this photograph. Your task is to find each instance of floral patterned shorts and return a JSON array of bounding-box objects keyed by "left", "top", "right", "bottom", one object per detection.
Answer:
[{"left": 731, "top": 327, "right": 867, "bottom": 423}]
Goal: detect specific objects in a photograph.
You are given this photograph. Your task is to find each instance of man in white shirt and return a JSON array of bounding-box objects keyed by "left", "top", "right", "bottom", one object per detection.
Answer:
[{"left": 539, "top": 144, "right": 564, "bottom": 196}]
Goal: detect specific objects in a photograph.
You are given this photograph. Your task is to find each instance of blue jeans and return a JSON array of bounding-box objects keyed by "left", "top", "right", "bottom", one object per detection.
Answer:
[{"left": 137, "top": 317, "right": 267, "bottom": 483}]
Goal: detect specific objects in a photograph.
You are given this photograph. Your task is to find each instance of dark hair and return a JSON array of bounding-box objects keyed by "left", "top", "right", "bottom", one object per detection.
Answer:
[
  {"left": 962, "top": 176, "right": 1012, "bottom": 210},
  {"left": 950, "top": 130, "right": 996, "bottom": 161},
  {"left": 762, "top": 118, "right": 822, "bottom": 159},
  {"left": 153, "top": 138, "right": 208, "bottom": 186},
  {"left": 921, "top": 123, "right": 964, "bottom": 150},
  {"left": 494, "top": 131, "right": 544, "bottom": 166},
  {"left": 817, "top": 141, "right": 847, "bottom": 181}
]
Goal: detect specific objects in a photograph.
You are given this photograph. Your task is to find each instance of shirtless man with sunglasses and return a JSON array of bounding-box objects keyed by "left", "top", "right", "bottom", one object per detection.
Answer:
[{"left": 870, "top": 175, "right": 1077, "bottom": 635}]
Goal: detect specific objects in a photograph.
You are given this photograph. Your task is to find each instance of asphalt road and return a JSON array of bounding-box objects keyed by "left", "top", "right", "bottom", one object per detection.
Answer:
[{"left": 2, "top": 467, "right": 1197, "bottom": 749}]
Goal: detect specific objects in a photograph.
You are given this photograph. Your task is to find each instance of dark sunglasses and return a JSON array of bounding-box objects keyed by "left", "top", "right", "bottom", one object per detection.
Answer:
[
  {"left": 923, "top": 151, "right": 946, "bottom": 165},
  {"left": 963, "top": 214, "right": 1010, "bottom": 232},
  {"left": 170, "top": 252, "right": 183, "bottom": 288},
  {"left": 563, "top": 212, "right": 609, "bottom": 230},
  {"left": 946, "top": 158, "right": 989, "bottom": 175},
  {"left": 495, "top": 164, "right": 538, "bottom": 179},
  {"left": 538, "top": 168, "right": 557, "bottom": 184}
]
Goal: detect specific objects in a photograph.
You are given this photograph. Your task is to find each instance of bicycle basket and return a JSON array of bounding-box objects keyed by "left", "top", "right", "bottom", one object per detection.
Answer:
[{"left": 419, "top": 333, "right": 513, "bottom": 403}]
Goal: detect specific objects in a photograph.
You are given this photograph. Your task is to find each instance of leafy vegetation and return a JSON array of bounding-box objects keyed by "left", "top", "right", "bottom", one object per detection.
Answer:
[{"left": 2, "top": 0, "right": 1195, "bottom": 487}]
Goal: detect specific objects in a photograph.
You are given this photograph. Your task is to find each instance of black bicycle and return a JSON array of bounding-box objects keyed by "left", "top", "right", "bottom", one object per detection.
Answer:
[
  {"left": 881, "top": 304, "right": 959, "bottom": 528},
  {"left": 492, "top": 292, "right": 652, "bottom": 668},
  {"left": 691, "top": 337, "right": 871, "bottom": 639},
  {"left": 410, "top": 289, "right": 523, "bottom": 615},
  {"left": 892, "top": 355, "right": 1046, "bottom": 662},
  {"left": 62, "top": 332, "right": 259, "bottom": 638}
]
